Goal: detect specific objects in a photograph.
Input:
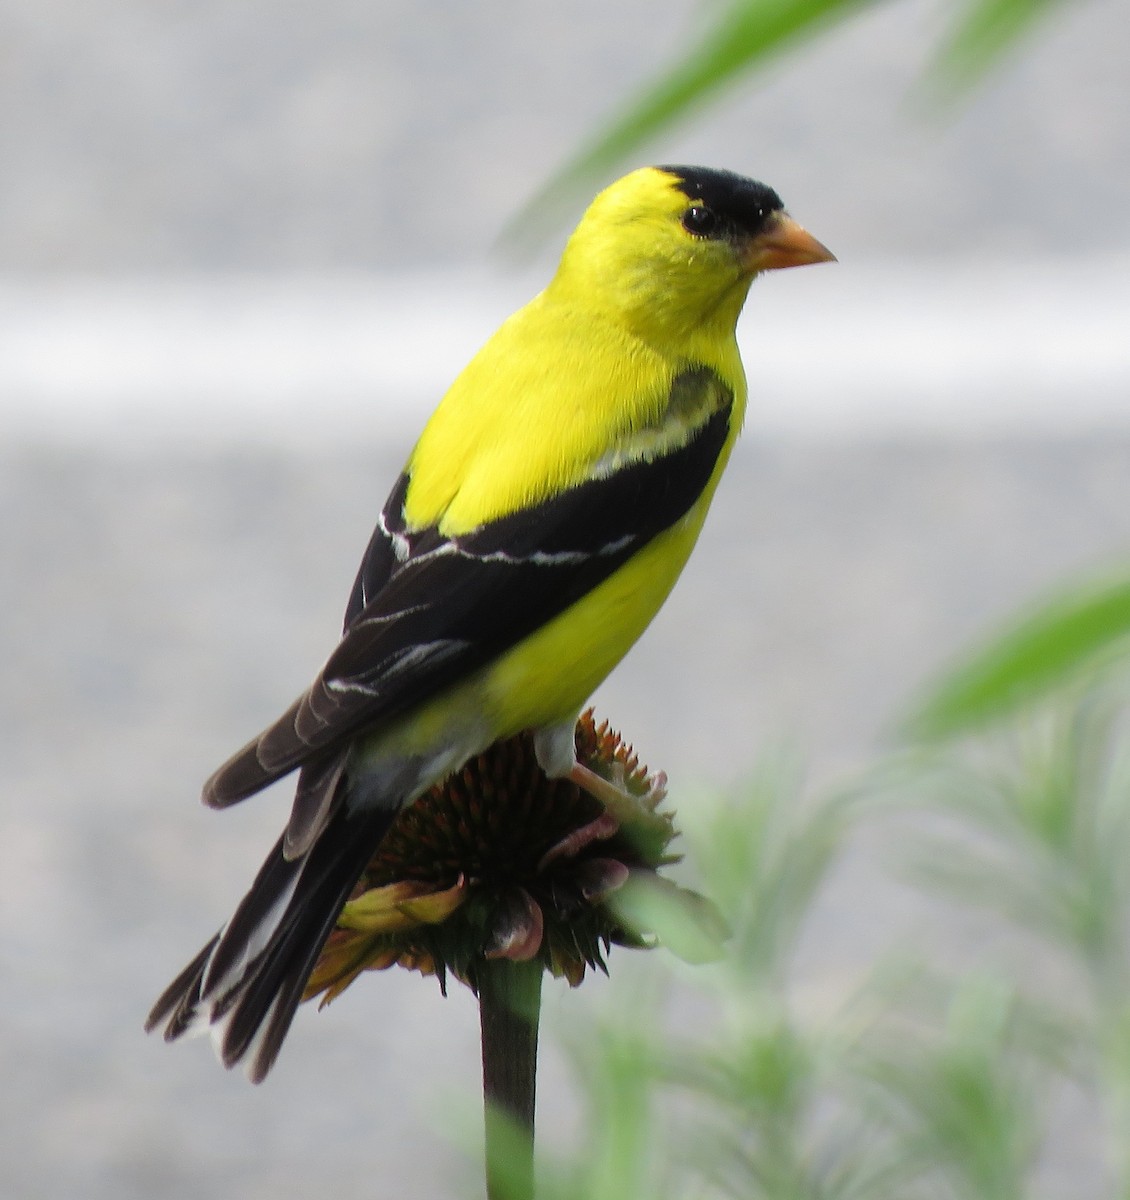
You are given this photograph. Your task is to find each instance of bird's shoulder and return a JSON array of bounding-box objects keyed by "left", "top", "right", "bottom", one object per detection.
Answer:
[
  {"left": 403, "top": 291, "right": 739, "bottom": 535},
  {"left": 343, "top": 350, "right": 738, "bottom": 629}
]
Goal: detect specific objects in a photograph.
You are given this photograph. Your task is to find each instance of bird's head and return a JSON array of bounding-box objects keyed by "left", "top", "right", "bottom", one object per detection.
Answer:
[{"left": 551, "top": 165, "right": 834, "bottom": 342}]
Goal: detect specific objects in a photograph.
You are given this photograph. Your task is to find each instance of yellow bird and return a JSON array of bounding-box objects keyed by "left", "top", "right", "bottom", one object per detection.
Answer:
[{"left": 147, "top": 165, "right": 834, "bottom": 1081}]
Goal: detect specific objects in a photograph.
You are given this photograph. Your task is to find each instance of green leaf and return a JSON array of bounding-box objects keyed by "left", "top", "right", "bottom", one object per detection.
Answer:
[
  {"left": 926, "top": 0, "right": 1066, "bottom": 96},
  {"left": 509, "top": 0, "right": 1080, "bottom": 246},
  {"left": 504, "top": 0, "right": 875, "bottom": 248},
  {"left": 609, "top": 873, "right": 729, "bottom": 964},
  {"left": 905, "top": 572, "right": 1130, "bottom": 740}
]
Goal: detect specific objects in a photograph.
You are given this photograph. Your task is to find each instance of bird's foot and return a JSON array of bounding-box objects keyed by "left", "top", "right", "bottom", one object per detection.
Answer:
[
  {"left": 538, "top": 762, "right": 669, "bottom": 870},
  {"left": 568, "top": 760, "right": 668, "bottom": 820},
  {"left": 538, "top": 811, "right": 620, "bottom": 871}
]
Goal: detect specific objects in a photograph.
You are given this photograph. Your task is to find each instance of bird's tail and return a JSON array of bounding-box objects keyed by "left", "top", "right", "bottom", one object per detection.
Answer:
[{"left": 146, "top": 803, "right": 394, "bottom": 1083}]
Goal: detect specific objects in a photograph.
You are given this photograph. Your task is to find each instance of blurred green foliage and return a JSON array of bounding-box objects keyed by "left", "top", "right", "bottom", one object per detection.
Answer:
[
  {"left": 503, "top": 619, "right": 1130, "bottom": 1198},
  {"left": 907, "top": 572, "right": 1130, "bottom": 739},
  {"left": 510, "top": 0, "right": 1077, "bottom": 240}
]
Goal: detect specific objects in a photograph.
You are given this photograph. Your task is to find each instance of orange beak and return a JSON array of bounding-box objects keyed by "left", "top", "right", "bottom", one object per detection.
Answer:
[{"left": 743, "top": 212, "right": 836, "bottom": 273}]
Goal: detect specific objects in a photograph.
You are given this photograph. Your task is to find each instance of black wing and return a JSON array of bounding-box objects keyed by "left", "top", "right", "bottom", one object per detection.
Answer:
[
  {"left": 206, "top": 369, "right": 733, "bottom": 806},
  {"left": 343, "top": 470, "right": 411, "bottom": 628}
]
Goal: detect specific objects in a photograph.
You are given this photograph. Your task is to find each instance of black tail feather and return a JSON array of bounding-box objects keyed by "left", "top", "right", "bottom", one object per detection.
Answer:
[
  {"left": 200, "top": 832, "right": 302, "bottom": 997},
  {"left": 145, "top": 934, "right": 218, "bottom": 1037},
  {"left": 146, "top": 805, "right": 396, "bottom": 1081},
  {"left": 218, "top": 808, "right": 394, "bottom": 1080}
]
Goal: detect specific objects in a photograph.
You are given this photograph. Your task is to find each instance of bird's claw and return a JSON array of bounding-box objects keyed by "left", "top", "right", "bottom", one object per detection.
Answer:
[
  {"left": 538, "top": 812, "right": 620, "bottom": 871},
  {"left": 643, "top": 769, "right": 668, "bottom": 807}
]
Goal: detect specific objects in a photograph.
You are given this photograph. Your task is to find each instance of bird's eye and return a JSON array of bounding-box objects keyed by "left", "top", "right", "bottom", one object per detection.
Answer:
[{"left": 682, "top": 205, "right": 719, "bottom": 237}]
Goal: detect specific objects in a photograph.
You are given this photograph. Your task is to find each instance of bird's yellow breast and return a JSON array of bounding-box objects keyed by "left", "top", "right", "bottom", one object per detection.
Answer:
[
  {"left": 372, "top": 479, "right": 728, "bottom": 769},
  {"left": 403, "top": 286, "right": 747, "bottom": 537},
  {"left": 475, "top": 467, "right": 728, "bottom": 736}
]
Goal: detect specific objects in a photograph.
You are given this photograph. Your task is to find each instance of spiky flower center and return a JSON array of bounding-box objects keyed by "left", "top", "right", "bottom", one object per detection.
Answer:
[{"left": 304, "top": 712, "right": 678, "bottom": 1004}]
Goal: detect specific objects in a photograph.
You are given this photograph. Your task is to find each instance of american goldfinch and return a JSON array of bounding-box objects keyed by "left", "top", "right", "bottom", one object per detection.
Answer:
[{"left": 147, "top": 165, "right": 834, "bottom": 1081}]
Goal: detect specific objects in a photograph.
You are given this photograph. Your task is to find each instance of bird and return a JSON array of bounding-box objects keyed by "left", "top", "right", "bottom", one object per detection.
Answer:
[{"left": 146, "top": 164, "right": 834, "bottom": 1082}]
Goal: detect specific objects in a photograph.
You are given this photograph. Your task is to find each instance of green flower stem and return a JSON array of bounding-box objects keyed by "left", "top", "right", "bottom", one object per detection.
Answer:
[{"left": 479, "top": 957, "right": 543, "bottom": 1200}]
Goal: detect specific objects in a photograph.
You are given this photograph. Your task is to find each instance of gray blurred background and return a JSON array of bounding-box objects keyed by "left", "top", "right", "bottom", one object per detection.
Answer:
[{"left": 2, "top": 0, "right": 1129, "bottom": 1196}]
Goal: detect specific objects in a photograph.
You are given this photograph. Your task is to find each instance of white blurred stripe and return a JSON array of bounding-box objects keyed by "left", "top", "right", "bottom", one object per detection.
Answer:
[
  {"left": 0, "top": 272, "right": 518, "bottom": 447},
  {"left": 0, "top": 259, "right": 1127, "bottom": 446},
  {"left": 749, "top": 257, "right": 1130, "bottom": 437}
]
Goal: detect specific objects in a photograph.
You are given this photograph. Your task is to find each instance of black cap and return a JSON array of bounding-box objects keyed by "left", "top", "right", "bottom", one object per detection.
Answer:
[{"left": 658, "top": 165, "right": 783, "bottom": 239}]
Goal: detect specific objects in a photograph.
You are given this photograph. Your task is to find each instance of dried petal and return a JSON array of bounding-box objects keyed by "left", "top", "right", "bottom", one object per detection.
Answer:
[
  {"left": 572, "top": 857, "right": 631, "bottom": 901},
  {"left": 338, "top": 878, "right": 467, "bottom": 934},
  {"left": 485, "top": 889, "right": 545, "bottom": 962}
]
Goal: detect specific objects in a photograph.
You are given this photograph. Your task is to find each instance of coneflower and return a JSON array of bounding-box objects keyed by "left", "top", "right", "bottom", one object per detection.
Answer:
[{"left": 303, "top": 710, "right": 700, "bottom": 1200}]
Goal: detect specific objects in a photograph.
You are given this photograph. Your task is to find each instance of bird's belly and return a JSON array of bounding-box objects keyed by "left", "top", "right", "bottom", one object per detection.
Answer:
[{"left": 478, "top": 507, "right": 707, "bottom": 734}]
